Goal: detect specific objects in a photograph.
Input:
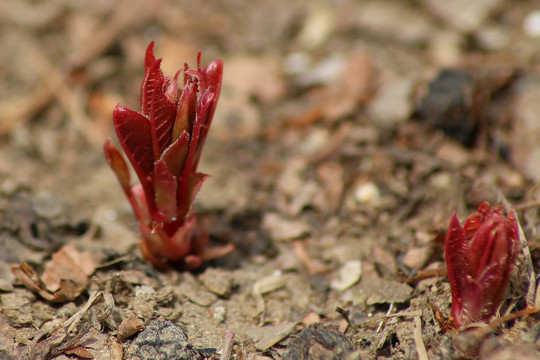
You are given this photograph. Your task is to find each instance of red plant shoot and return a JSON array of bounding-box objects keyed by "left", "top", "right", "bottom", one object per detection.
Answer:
[
  {"left": 445, "top": 202, "right": 519, "bottom": 328},
  {"left": 104, "top": 42, "right": 233, "bottom": 269}
]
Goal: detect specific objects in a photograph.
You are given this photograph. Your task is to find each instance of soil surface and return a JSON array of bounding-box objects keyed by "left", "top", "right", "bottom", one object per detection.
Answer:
[{"left": 2, "top": 0, "right": 540, "bottom": 359}]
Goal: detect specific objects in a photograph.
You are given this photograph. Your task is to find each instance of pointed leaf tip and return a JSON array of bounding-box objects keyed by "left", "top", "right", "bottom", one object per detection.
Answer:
[
  {"left": 445, "top": 212, "right": 468, "bottom": 262},
  {"left": 104, "top": 139, "right": 131, "bottom": 189},
  {"left": 204, "top": 59, "right": 223, "bottom": 76},
  {"left": 161, "top": 130, "right": 189, "bottom": 178},
  {"left": 203, "top": 59, "right": 223, "bottom": 92},
  {"left": 145, "top": 41, "right": 156, "bottom": 68},
  {"left": 140, "top": 58, "right": 166, "bottom": 116}
]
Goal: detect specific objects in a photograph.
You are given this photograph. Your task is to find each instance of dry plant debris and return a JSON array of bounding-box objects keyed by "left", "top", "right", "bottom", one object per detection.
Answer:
[{"left": 12, "top": 244, "right": 96, "bottom": 303}]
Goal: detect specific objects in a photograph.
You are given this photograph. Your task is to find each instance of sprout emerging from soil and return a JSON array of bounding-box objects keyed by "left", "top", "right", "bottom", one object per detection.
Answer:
[
  {"left": 445, "top": 202, "right": 519, "bottom": 328},
  {"left": 104, "top": 42, "right": 233, "bottom": 269}
]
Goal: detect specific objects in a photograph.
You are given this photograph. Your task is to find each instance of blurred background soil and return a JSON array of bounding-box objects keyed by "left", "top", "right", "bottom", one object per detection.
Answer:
[{"left": 1, "top": 0, "right": 540, "bottom": 359}]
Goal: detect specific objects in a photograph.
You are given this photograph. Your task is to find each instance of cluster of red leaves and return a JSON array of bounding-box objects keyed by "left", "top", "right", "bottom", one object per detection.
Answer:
[
  {"left": 105, "top": 42, "right": 233, "bottom": 269},
  {"left": 445, "top": 202, "right": 520, "bottom": 328}
]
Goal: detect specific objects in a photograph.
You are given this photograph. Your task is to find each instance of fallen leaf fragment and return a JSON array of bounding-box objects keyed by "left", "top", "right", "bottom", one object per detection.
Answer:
[
  {"left": 252, "top": 322, "right": 297, "bottom": 351},
  {"left": 42, "top": 243, "right": 96, "bottom": 292},
  {"left": 364, "top": 277, "right": 412, "bottom": 306},
  {"left": 64, "top": 346, "right": 95, "bottom": 358},
  {"left": 11, "top": 244, "right": 96, "bottom": 302},
  {"left": 117, "top": 317, "right": 145, "bottom": 341}
]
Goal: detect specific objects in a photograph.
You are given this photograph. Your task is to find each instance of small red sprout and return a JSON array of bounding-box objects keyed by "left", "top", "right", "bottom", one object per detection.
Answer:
[
  {"left": 445, "top": 202, "right": 519, "bottom": 328},
  {"left": 104, "top": 42, "right": 233, "bottom": 269}
]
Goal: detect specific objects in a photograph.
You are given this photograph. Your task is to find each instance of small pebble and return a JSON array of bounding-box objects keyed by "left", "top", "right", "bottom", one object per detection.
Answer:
[
  {"left": 524, "top": 11, "right": 540, "bottom": 38},
  {"left": 213, "top": 305, "right": 226, "bottom": 323},
  {"left": 354, "top": 182, "right": 380, "bottom": 205},
  {"left": 125, "top": 320, "right": 203, "bottom": 360},
  {"left": 331, "top": 260, "right": 362, "bottom": 291},
  {"left": 402, "top": 247, "right": 431, "bottom": 270}
]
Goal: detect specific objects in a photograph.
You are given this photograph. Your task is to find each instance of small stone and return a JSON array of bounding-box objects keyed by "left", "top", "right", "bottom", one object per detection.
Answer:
[
  {"left": 354, "top": 182, "right": 380, "bottom": 205},
  {"left": 176, "top": 273, "right": 217, "bottom": 307},
  {"left": 299, "top": 128, "right": 330, "bottom": 155},
  {"left": 367, "top": 77, "right": 414, "bottom": 128},
  {"left": 428, "top": 31, "right": 463, "bottom": 66},
  {"left": 302, "top": 312, "right": 321, "bottom": 325},
  {"left": 428, "top": 172, "right": 452, "bottom": 190},
  {"left": 276, "top": 159, "right": 307, "bottom": 197},
  {"left": 474, "top": 25, "right": 510, "bottom": 51},
  {"left": 296, "top": 5, "right": 336, "bottom": 49},
  {"left": 524, "top": 11, "right": 540, "bottom": 38},
  {"left": 199, "top": 268, "right": 233, "bottom": 297},
  {"left": 330, "top": 260, "right": 362, "bottom": 291},
  {"left": 435, "top": 140, "right": 471, "bottom": 167},
  {"left": 134, "top": 285, "right": 155, "bottom": 297},
  {"left": 222, "top": 55, "right": 285, "bottom": 104},
  {"left": 418, "top": 69, "right": 475, "bottom": 146},
  {"left": 295, "top": 54, "right": 346, "bottom": 87},
  {"left": 283, "top": 52, "right": 311, "bottom": 75},
  {"left": 125, "top": 320, "right": 203, "bottom": 360},
  {"left": 212, "top": 305, "right": 226, "bottom": 323},
  {"left": 0, "top": 278, "right": 13, "bottom": 292},
  {"left": 283, "top": 324, "right": 356, "bottom": 360},
  {"left": 210, "top": 94, "right": 261, "bottom": 141},
  {"left": 421, "top": 0, "right": 504, "bottom": 32},
  {"left": 354, "top": 1, "right": 434, "bottom": 45},
  {"left": 262, "top": 213, "right": 310, "bottom": 242},
  {"left": 401, "top": 247, "right": 431, "bottom": 270}
]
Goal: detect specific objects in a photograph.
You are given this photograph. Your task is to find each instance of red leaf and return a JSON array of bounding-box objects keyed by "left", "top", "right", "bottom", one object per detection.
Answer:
[
  {"left": 140, "top": 43, "right": 165, "bottom": 117},
  {"left": 456, "top": 277, "right": 483, "bottom": 326},
  {"left": 149, "top": 78, "right": 177, "bottom": 156},
  {"left": 478, "top": 259, "right": 509, "bottom": 318},
  {"left": 144, "top": 41, "right": 156, "bottom": 68},
  {"left": 161, "top": 130, "right": 189, "bottom": 179},
  {"left": 468, "top": 218, "right": 504, "bottom": 279},
  {"left": 153, "top": 160, "right": 177, "bottom": 222},
  {"left": 445, "top": 213, "right": 469, "bottom": 316},
  {"left": 201, "top": 59, "right": 223, "bottom": 123},
  {"left": 103, "top": 139, "right": 130, "bottom": 191},
  {"left": 191, "top": 91, "right": 215, "bottom": 170},
  {"left": 172, "top": 83, "right": 196, "bottom": 142},
  {"left": 113, "top": 105, "right": 154, "bottom": 181}
]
